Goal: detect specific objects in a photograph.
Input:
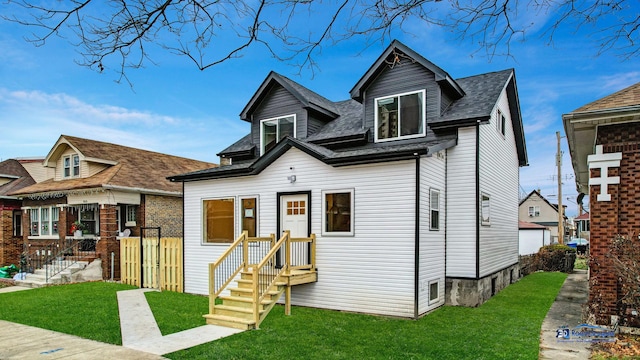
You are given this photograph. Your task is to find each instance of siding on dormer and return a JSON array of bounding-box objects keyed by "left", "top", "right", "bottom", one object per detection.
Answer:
[
  {"left": 250, "top": 84, "right": 308, "bottom": 147},
  {"left": 361, "top": 60, "right": 440, "bottom": 142}
]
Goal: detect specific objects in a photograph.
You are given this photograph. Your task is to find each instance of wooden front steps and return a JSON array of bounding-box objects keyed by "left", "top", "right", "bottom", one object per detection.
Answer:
[{"left": 204, "top": 268, "right": 317, "bottom": 330}]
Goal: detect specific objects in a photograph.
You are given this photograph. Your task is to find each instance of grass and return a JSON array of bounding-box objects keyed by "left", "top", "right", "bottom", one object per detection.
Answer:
[
  {"left": 0, "top": 272, "right": 567, "bottom": 359},
  {"left": 0, "top": 282, "right": 136, "bottom": 344}
]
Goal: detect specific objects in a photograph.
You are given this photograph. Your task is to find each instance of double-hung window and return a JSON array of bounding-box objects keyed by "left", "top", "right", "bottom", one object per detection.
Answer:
[
  {"left": 497, "top": 110, "right": 506, "bottom": 137},
  {"left": 29, "top": 206, "right": 59, "bottom": 236},
  {"left": 430, "top": 189, "right": 440, "bottom": 230},
  {"left": 375, "top": 90, "right": 426, "bottom": 142},
  {"left": 528, "top": 206, "right": 540, "bottom": 217},
  {"left": 63, "top": 154, "right": 80, "bottom": 178},
  {"left": 260, "top": 115, "right": 295, "bottom": 155}
]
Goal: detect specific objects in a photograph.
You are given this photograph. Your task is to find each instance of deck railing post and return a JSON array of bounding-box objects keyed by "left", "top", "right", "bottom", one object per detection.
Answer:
[
  {"left": 209, "top": 262, "right": 216, "bottom": 314},
  {"left": 310, "top": 234, "right": 316, "bottom": 270},
  {"left": 284, "top": 230, "right": 291, "bottom": 271},
  {"left": 241, "top": 230, "right": 249, "bottom": 272}
]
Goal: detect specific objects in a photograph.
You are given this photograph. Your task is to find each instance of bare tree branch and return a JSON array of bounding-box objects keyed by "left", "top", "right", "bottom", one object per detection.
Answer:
[{"left": 2, "top": 0, "right": 637, "bottom": 80}]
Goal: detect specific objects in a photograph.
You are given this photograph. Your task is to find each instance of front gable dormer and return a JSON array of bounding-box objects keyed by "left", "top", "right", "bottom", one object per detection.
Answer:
[
  {"left": 45, "top": 135, "right": 117, "bottom": 181},
  {"left": 239, "top": 72, "right": 340, "bottom": 156},
  {"left": 349, "top": 40, "right": 465, "bottom": 143}
]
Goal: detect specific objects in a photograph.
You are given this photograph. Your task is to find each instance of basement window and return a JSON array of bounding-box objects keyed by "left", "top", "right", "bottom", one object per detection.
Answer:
[{"left": 429, "top": 280, "right": 439, "bottom": 304}]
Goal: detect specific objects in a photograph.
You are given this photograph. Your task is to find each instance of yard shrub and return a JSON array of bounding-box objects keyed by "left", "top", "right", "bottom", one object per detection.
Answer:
[
  {"left": 607, "top": 234, "right": 640, "bottom": 327},
  {"left": 520, "top": 244, "right": 576, "bottom": 275}
]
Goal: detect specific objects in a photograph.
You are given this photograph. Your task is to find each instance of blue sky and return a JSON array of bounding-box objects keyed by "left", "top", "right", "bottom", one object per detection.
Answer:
[{"left": 0, "top": 3, "right": 638, "bottom": 217}]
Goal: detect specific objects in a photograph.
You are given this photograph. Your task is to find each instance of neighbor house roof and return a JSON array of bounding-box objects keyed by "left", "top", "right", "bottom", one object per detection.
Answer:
[
  {"left": 518, "top": 221, "right": 548, "bottom": 230},
  {"left": 0, "top": 159, "right": 36, "bottom": 199},
  {"left": 563, "top": 82, "right": 640, "bottom": 194},
  {"left": 11, "top": 135, "right": 216, "bottom": 197},
  {"left": 574, "top": 212, "right": 590, "bottom": 221}
]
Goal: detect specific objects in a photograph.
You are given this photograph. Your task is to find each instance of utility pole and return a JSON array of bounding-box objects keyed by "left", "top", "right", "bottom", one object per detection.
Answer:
[{"left": 556, "top": 131, "right": 564, "bottom": 244}]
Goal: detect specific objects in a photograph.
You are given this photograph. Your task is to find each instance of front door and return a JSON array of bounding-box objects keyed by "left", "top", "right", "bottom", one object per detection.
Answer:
[
  {"left": 279, "top": 193, "right": 310, "bottom": 268},
  {"left": 280, "top": 194, "right": 309, "bottom": 237}
]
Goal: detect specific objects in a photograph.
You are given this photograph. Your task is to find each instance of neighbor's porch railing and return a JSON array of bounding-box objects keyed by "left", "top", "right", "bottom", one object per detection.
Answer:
[{"left": 22, "top": 237, "right": 96, "bottom": 283}]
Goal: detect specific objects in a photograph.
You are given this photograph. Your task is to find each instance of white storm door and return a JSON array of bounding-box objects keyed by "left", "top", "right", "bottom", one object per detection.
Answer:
[{"left": 280, "top": 194, "right": 309, "bottom": 237}]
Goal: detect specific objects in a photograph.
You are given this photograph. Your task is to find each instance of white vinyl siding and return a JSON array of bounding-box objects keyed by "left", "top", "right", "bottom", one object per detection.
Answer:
[
  {"left": 478, "top": 87, "right": 520, "bottom": 277},
  {"left": 418, "top": 153, "right": 446, "bottom": 314},
  {"left": 445, "top": 126, "right": 478, "bottom": 278},
  {"left": 183, "top": 148, "right": 418, "bottom": 318}
]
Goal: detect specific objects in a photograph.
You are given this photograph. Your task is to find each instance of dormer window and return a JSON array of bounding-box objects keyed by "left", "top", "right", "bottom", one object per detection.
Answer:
[
  {"left": 260, "top": 115, "right": 296, "bottom": 155},
  {"left": 63, "top": 154, "right": 80, "bottom": 178},
  {"left": 375, "top": 90, "right": 426, "bottom": 142}
]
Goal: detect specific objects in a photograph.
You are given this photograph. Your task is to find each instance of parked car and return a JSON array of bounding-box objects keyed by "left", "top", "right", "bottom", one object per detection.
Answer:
[{"left": 567, "top": 237, "right": 589, "bottom": 255}]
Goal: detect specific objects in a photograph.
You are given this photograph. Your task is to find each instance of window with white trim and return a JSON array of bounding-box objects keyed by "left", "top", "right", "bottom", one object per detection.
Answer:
[
  {"left": 260, "top": 115, "right": 295, "bottom": 155},
  {"left": 240, "top": 197, "right": 258, "bottom": 237},
  {"left": 72, "top": 154, "right": 80, "bottom": 176},
  {"left": 430, "top": 189, "right": 440, "bottom": 230},
  {"left": 528, "top": 206, "right": 540, "bottom": 217},
  {"left": 375, "top": 90, "right": 426, "bottom": 142},
  {"left": 203, "top": 198, "right": 235, "bottom": 243},
  {"left": 481, "top": 193, "right": 491, "bottom": 226},
  {"left": 126, "top": 205, "right": 136, "bottom": 224},
  {"left": 63, "top": 156, "right": 71, "bottom": 177},
  {"left": 63, "top": 154, "right": 80, "bottom": 178},
  {"left": 429, "top": 280, "right": 439, "bottom": 303},
  {"left": 29, "top": 206, "right": 59, "bottom": 236},
  {"left": 322, "top": 189, "right": 354, "bottom": 236}
]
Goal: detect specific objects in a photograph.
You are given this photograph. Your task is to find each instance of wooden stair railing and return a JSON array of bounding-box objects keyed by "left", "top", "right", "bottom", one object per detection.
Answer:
[{"left": 205, "top": 231, "right": 316, "bottom": 330}]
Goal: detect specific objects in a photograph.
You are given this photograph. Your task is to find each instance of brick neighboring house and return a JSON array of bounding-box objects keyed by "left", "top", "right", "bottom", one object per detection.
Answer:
[
  {"left": 9, "top": 135, "right": 215, "bottom": 279},
  {"left": 564, "top": 81, "right": 640, "bottom": 325},
  {"left": 0, "top": 159, "right": 38, "bottom": 267},
  {"left": 518, "top": 190, "right": 568, "bottom": 243}
]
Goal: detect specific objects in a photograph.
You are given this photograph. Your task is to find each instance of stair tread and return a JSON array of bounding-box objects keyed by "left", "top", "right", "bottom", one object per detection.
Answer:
[
  {"left": 229, "top": 287, "right": 280, "bottom": 295},
  {"left": 235, "top": 279, "right": 287, "bottom": 286},
  {"left": 219, "top": 295, "right": 273, "bottom": 305},
  {"left": 214, "top": 305, "right": 266, "bottom": 315},
  {"left": 204, "top": 314, "right": 256, "bottom": 324}
]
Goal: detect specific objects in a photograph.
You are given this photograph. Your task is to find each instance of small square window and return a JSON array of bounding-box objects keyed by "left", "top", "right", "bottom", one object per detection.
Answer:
[{"left": 322, "top": 189, "right": 354, "bottom": 236}]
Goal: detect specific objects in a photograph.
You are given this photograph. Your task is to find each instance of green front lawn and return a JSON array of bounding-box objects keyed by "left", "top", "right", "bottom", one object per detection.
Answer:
[{"left": 0, "top": 272, "right": 567, "bottom": 359}]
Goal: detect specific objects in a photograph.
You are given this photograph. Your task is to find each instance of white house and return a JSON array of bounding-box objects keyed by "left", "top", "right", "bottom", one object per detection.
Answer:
[{"left": 169, "top": 40, "right": 528, "bottom": 321}]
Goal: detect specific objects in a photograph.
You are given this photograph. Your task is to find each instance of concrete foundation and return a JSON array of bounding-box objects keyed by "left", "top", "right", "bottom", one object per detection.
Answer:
[{"left": 445, "top": 263, "right": 520, "bottom": 307}]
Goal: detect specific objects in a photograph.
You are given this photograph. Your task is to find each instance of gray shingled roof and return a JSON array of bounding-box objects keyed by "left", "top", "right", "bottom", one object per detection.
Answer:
[
  {"left": 174, "top": 43, "right": 527, "bottom": 181},
  {"left": 433, "top": 69, "right": 513, "bottom": 126},
  {"left": 306, "top": 99, "right": 366, "bottom": 143}
]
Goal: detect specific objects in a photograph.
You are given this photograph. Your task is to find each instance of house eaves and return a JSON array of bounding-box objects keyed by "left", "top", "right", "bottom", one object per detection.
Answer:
[
  {"left": 350, "top": 39, "right": 465, "bottom": 102},
  {"left": 170, "top": 135, "right": 457, "bottom": 182},
  {"left": 101, "top": 184, "right": 183, "bottom": 197},
  {"left": 563, "top": 104, "right": 640, "bottom": 194}
]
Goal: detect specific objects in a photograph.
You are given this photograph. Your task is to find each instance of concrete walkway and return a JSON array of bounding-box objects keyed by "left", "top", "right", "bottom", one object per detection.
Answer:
[
  {"left": 0, "top": 286, "right": 243, "bottom": 359},
  {"left": 539, "top": 270, "right": 591, "bottom": 359},
  {"left": 117, "top": 288, "right": 243, "bottom": 355}
]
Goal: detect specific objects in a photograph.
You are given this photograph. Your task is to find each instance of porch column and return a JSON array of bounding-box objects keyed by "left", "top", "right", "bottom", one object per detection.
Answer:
[{"left": 97, "top": 204, "right": 120, "bottom": 280}]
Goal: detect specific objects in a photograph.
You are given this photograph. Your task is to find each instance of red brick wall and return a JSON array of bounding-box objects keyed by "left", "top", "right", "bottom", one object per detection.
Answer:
[
  {"left": 590, "top": 123, "right": 640, "bottom": 323},
  {"left": 0, "top": 201, "right": 22, "bottom": 267},
  {"left": 97, "top": 204, "right": 119, "bottom": 280}
]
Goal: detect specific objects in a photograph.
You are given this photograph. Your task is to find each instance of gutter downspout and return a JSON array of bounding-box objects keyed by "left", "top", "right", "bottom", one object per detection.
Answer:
[
  {"left": 475, "top": 121, "right": 480, "bottom": 279},
  {"left": 414, "top": 154, "right": 420, "bottom": 320}
]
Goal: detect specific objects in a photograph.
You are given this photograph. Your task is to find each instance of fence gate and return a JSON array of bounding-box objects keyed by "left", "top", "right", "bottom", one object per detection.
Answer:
[{"left": 120, "top": 228, "right": 184, "bottom": 292}]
